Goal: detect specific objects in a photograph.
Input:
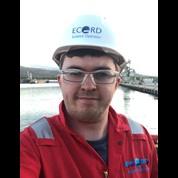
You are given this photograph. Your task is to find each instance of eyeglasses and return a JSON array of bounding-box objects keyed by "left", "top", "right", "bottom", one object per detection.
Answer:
[{"left": 59, "top": 69, "right": 120, "bottom": 85}]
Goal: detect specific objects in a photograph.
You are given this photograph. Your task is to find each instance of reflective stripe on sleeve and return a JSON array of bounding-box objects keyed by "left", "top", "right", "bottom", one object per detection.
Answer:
[
  {"left": 31, "top": 117, "right": 54, "bottom": 139},
  {"left": 127, "top": 118, "right": 144, "bottom": 134}
]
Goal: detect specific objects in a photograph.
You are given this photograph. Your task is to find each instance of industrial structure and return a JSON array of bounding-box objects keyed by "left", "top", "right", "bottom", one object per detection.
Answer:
[
  {"left": 120, "top": 60, "right": 158, "bottom": 96},
  {"left": 120, "top": 60, "right": 158, "bottom": 85}
]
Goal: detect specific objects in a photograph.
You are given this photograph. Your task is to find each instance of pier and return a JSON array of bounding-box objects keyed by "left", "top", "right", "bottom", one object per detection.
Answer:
[
  {"left": 120, "top": 83, "right": 158, "bottom": 96},
  {"left": 119, "top": 60, "right": 158, "bottom": 96}
]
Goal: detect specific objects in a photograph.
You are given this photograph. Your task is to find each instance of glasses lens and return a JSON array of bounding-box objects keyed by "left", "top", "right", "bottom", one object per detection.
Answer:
[
  {"left": 61, "top": 69, "right": 118, "bottom": 84},
  {"left": 63, "top": 69, "right": 85, "bottom": 82},
  {"left": 93, "top": 70, "right": 115, "bottom": 84}
]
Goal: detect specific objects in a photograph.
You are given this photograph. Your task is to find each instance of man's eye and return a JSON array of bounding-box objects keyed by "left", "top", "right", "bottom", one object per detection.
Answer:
[
  {"left": 95, "top": 72, "right": 109, "bottom": 77},
  {"left": 70, "top": 71, "right": 83, "bottom": 76}
]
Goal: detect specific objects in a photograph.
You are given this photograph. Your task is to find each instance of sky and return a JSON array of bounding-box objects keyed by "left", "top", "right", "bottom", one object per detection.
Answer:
[{"left": 20, "top": 0, "right": 158, "bottom": 76}]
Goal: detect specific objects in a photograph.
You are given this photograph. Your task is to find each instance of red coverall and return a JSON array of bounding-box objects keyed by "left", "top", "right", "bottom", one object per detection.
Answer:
[{"left": 20, "top": 100, "right": 158, "bottom": 178}]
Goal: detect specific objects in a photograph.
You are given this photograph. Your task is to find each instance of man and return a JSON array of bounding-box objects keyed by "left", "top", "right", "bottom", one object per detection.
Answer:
[{"left": 20, "top": 14, "right": 158, "bottom": 178}]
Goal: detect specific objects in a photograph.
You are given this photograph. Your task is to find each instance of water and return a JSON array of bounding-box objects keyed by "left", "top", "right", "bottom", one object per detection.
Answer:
[{"left": 20, "top": 83, "right": 158, "bottom": 135}]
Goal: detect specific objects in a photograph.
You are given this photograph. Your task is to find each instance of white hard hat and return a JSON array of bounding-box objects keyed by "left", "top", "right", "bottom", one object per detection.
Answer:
[{"left": 52, "top": 14, "right": 126, "bottom": 70}]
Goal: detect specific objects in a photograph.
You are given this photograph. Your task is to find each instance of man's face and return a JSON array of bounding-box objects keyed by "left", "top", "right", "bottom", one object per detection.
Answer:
[{"left": 57, "top": 55, "right": 120, "bottom": 123}]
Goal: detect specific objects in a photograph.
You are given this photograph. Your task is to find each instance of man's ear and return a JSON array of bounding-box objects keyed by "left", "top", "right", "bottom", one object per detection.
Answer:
[
  {"left": 117, "top": 77, "right": 121, "bottom": 85},
  {"left": 115, "top": 77, "right": 120, "bottom": 88},
  {"left": 57, "top": 74, "right": 61, "bottom": 85}
]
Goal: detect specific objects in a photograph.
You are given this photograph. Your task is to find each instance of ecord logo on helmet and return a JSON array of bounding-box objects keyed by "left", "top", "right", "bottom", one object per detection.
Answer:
[{"left": 72, "top": 26, "right": 102, "bottom": 34}]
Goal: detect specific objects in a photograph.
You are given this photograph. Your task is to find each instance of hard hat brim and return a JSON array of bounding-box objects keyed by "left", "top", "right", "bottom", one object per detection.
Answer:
[{"left": 52, "top": 45, "right": 126, "bottom": 67}]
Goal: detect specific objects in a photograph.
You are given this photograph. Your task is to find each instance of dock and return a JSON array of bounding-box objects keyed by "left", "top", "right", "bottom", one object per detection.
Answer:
[{"left": 120, "top": 83, "right": 158, "bottom": 96}]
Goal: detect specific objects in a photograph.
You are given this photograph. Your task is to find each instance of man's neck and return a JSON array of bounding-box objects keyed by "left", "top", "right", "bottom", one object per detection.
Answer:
[{"left": 66, "top": 115, "right": 108, "bottom": 141}]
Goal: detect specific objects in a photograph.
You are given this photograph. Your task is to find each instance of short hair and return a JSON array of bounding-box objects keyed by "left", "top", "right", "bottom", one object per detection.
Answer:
[{"left": 60, "top": 48, "right": 119, "bottom": 71}]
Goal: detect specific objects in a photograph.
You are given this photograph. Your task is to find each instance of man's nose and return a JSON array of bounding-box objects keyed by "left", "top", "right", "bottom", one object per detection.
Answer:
[{"left": 80, "top": 74, "right": 97, "bottom": 90}]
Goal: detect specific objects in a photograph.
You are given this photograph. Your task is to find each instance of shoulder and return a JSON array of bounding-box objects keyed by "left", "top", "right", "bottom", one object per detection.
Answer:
[
  {"left": 30, "top": 117, "right": 54, "bottom": 139},
  {"left": 20, "top": 115, "right": 61, "bottom": 141},
  {"left": 20, "top": 116, "right": 62, "bottom": 148},
  {"left": 109, "top": 105, "right": 148, "bottom": 134}
]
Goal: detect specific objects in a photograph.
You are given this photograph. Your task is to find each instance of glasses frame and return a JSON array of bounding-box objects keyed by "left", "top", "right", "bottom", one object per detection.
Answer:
[{"left": 59, "top": 68, "right": 120, "bottom": 85}]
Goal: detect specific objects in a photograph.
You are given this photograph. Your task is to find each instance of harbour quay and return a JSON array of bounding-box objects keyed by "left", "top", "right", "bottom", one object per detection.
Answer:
[
  {"left": 120, "top": 83, "right": 158, "bottom": 96},
  {"left": 119, "top": 61, "right": 158, "bottom": 96}
]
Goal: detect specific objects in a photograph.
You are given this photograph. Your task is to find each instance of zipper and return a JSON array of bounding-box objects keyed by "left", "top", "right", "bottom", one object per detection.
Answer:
[{"left": 104, "top": 170, "right": 108, "bottom": 178}]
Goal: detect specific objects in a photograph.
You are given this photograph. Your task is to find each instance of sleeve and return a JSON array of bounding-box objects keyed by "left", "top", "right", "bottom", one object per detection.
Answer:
[
  {"left": 143, "top": 126, "right": 158, "bottom": 178},
  {"left": 20, "top": 128, "right": 41, "bottom": 178},
  {"left": 150, "top": 136, "right": 158, "bottom": 178}
]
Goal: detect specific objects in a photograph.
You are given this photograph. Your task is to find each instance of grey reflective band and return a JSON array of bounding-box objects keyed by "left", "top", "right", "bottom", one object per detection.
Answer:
[
  {"left": 31, "top": 117, "right": 54, "bottom": 139},
  {"left": 30, "top": 117, "right": 143, "bottom": 139},
  {"left": 127, "top": 118, "right": 144, "bottom": 134}
]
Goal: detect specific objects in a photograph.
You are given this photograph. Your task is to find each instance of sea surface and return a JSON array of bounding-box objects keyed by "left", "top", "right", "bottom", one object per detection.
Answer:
[{"left": 20, "top": 83, "right": 158, "bottom": 135}]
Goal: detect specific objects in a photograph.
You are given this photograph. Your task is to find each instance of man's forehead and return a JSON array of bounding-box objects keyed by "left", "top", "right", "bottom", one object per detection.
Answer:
[{"left": 62, "top": 55, "right": 116, "bottom": 70}]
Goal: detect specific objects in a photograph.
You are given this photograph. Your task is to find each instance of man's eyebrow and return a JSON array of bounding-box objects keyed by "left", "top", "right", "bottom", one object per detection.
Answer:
[
  {"left": 64, "top": 66, "right": 112, "bottom": 71},
  {"left": 64, "top": 66, "right": 82, "bottom": 70},
  {"left": 93, "top": 66, "right": 112, "bottom": 70}
]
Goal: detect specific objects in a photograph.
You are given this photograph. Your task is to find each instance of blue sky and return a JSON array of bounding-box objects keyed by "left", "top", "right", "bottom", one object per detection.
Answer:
[{"left": 20, "top": 0, "right": 158, "bottom": 76}]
